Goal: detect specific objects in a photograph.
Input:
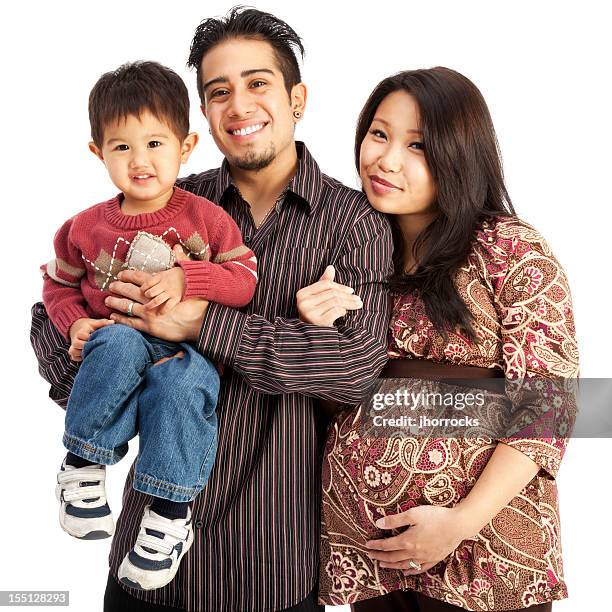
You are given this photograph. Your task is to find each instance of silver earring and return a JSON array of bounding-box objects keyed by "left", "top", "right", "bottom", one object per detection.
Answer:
[{"left": 293, "top": 110, "right": 301, "bottom": 119}]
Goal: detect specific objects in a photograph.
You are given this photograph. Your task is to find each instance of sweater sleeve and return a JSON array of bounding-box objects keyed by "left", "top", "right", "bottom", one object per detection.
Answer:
[
  {"left": 488, "top": 220, "right": 579, "bottom": 479},
  {"left": 41, "top": 217, "right": 90, "bottom": 339},
  {"left": 196, "top": 210, "right": 393, "bottom": 404},
  {"left": 178, "top": 206, "right": 257, "bottom": 307}
]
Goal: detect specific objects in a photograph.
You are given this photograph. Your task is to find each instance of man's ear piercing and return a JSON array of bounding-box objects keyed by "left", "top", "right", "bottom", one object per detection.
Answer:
[{"left": 293, "top": 110, "right": 302, "bottom": 119}]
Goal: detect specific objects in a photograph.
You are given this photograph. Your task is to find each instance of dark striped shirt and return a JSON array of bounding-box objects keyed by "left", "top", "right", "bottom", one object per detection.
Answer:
[{"left": 30, "top": 142, "right": 393, "bottom": 611}]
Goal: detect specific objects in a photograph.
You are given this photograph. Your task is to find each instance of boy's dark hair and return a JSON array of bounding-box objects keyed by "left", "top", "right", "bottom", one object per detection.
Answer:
[
  {"left": 187, "top": 6, "right": 304, "bottom": 103},
  {"left": 89, "top": 61, "right": 190, "bottom": 147}
]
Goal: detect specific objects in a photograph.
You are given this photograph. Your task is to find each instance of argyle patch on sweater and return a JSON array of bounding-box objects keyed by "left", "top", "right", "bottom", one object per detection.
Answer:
[{"left": 47, "top": 229, "right": 211, "bottom": 291}]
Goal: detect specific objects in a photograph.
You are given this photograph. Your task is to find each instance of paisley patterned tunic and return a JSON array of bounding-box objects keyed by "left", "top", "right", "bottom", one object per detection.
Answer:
[{"left": 319, "top": 217, "right": 579, "bottom": 610}]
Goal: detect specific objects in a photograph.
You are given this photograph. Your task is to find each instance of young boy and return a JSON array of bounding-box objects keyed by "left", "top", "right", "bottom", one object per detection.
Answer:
[{"left": 41, "top": 61, "right": 257, "bottom": 591}]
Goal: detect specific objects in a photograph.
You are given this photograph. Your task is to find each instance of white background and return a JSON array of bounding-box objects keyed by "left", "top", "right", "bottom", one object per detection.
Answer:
[{"left": 1, "top": 1, "right": 610, "bottom": 610}]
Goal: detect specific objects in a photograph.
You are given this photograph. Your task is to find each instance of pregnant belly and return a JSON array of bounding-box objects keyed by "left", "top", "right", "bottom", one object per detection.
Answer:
[{"left": 321, "top": 406, "right": 496, "bottom": 541}]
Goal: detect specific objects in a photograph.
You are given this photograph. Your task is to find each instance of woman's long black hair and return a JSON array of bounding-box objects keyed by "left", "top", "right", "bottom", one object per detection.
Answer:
[{"left": 355, "top": 67, "right": 516, "bottom": 337}]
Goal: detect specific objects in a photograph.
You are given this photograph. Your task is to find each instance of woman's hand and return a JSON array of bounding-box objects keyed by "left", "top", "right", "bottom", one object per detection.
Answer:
[
  {"left": 296, "top": 265, "right": 363, "bottom": 327},
  {"left": 365, "top": 505, "right": 468, "bottom": 575}
]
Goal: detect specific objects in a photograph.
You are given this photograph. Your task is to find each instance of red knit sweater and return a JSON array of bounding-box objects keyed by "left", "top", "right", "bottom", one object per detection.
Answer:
[{"left": 42, "top": 187, "right": 257, "bottom": 339}]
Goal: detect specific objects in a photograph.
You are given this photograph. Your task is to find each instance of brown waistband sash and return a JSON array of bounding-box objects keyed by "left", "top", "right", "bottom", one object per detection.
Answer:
[
  {"left": 320, "top": 360, "right": 505, "bottom": 419},
  {"left": 380, "top": 359, "right": 504, "bottom": 381}
]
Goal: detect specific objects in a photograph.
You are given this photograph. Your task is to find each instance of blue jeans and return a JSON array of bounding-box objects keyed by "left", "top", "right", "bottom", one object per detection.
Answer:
[{"left": 63, "top": 324, "right": 220, "bottom": 502}]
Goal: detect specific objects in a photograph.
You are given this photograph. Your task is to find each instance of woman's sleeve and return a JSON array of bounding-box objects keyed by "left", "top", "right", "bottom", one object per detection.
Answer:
[{"left": 488, "top": 220, "right": 579, "bottom": 479}]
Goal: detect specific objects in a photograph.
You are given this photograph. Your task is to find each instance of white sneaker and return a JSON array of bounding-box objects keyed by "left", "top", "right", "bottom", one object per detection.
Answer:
[
  {"left": 55, "top": 459, "right": 115, "bottom": 539},
  {"left": 118, "top": 505, "right": 194, "bottom": 591}
]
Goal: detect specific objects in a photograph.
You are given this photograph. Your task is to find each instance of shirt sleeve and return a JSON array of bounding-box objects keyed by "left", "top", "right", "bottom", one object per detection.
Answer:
[
  {"left": 30, "top": 302, "right": 79, "bottom": 409},
  {"left": 197, "top": 210, "right": 393, "bottom": 404},
  {"left": 41, "top": 218, "right": 90, "bottom": 339},
  {"left": 178, "top": 206, "right": 257, "bottom": 307},
  {"left": 489, "top": 221, "right": 579, "bottom": 479}
]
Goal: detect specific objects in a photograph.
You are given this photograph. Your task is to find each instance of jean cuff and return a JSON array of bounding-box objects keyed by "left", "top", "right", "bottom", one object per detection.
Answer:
[
  {"left": 133, "top": 471, "right": 202, "bottom": 503},
  {"left": 62, "top": 432, "right": 126, "bottom": 465}
]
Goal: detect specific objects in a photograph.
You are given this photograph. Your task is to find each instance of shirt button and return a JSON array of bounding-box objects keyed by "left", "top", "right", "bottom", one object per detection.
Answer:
[
  {"left": 194, "top": 519, "right": 204, "bottom": 529},
  {"left": 244, "top": 235, "right": 251, "bottom": 244}
]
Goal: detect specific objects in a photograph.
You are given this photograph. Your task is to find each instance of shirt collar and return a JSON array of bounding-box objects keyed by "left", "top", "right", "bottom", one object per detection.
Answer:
[
  {"left": 213, "top": 141, "right": 324, "bottom": 214},
  {"left": 214, "top": 157, "right": 234, "bottom": 203},
  {"left": 286, "top": 142, "right": 324, "bottom": 214}
]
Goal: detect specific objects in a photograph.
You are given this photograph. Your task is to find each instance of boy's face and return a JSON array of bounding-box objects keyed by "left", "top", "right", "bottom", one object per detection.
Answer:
[
  {"left": 200, "top": 38, "right": 306, "bottom": 171},
  {"left": 89, "top": 111, "right": 196, "bottom": 206}
]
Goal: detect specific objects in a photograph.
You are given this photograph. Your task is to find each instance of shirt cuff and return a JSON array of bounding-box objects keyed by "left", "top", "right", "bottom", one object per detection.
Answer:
[
  {"left": 178, "top": 260, "right": 211, "bottom": 300},
  {"left": 54, "top": 305, "right": 91, "bottom": 340},
  {"left": 197, "top": 302, "right": 248, "bottom": 366}
]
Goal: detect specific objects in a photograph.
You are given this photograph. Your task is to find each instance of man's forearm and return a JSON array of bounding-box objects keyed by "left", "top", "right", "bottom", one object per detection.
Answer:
[{"left": 198, "top": 302, "right": 388, "bottom": 404}]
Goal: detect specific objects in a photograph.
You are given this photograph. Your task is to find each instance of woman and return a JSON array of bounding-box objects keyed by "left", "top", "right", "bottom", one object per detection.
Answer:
[{"left": 299, "top": 68, "right": 578, "bottom": 610}]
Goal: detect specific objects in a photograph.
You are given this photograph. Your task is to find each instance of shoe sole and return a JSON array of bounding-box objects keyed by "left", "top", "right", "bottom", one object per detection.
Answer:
[
  {"left": 119, "top": 577, "right": 143, "bottom": 589},
  {"left": 78, "top": 530, "right": 114, "bottom": 540}
]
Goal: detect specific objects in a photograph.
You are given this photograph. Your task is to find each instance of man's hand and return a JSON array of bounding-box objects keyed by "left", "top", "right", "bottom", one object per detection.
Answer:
[
  {"left": 141, "top": 267, "right": 186, "bottom": 313},
  {"left": 105, "top": 269, "right": 208, "bottom": 343},
  {"left": 68, "top": 317, "right": 114, "bottom": 362},
  {"left": 296, "top": 265, "right": 363, "bottom": 327},
  {"left": 365, "top": 505, "right": 467, "bottom": 576}
]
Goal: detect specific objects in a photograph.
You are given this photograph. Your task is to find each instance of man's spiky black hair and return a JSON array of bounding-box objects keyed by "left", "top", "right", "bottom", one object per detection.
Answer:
[{"left": 187, "top": 6, "right": 304, "bottom": 103}]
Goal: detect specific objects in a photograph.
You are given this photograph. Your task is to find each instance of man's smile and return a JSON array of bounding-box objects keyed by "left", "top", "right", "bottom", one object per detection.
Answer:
[{"left": 226, "top": 121, "right": 268, "bottom": 138}]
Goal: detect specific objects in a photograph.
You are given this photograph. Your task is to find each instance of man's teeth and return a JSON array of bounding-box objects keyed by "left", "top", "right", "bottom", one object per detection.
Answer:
[{"left": 231, "top": 123, "right": 265, "bottom": 136}]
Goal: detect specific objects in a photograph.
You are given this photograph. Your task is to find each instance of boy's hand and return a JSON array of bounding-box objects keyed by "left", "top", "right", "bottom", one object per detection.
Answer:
[
  {"left": 68, "top": 317, "right": 114, "bottom": 362},
  {"left": 141, "top": 265, "right": 186, "bottom": 313}
]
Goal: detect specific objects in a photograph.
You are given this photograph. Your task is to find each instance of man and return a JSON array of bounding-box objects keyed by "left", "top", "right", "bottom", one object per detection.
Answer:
[{"left": 31, "top": 7, "right": 392, "bottom": 611}]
